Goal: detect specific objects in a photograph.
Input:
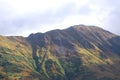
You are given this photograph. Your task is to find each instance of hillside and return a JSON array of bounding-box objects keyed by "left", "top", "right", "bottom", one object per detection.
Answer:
[{"left": 0, "top": 25, "right": 120, "bottom": 80}]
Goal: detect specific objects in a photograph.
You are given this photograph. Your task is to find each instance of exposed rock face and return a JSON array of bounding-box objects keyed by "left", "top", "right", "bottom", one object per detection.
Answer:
[{"left": 0, "top": 25, "right": 120, "bottom": 80}]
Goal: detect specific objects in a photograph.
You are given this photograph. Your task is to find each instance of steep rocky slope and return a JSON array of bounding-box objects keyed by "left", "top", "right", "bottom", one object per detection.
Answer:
[{"left": 0, "top": 25, "right": 120, "bottom": 80}]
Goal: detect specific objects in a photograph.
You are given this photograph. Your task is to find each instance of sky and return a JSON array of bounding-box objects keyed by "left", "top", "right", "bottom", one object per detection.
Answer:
[{"left": 0, "top": 0, "right": 120, "bottom": 36}]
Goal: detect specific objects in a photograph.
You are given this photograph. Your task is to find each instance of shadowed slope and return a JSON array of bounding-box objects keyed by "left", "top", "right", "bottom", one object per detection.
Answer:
[{"left": 27, "top": 25, "right": 120, "bottom": 80}]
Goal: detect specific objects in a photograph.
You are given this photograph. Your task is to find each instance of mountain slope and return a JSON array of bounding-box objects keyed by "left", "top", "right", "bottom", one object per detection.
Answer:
[{"left": 0, "top": 25, "right": 120, "bottom": 80}]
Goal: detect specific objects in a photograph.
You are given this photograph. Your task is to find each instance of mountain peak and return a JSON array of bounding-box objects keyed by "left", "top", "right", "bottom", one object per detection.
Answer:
[
  {"left": 1, "top": 24, "right": 120, "bottom": 80},
  {"left": 69, "top": 24, "right": 104, "bottom": 31},
  {"left": 27, "top": 24, "right": 118, "bottom": 51}
]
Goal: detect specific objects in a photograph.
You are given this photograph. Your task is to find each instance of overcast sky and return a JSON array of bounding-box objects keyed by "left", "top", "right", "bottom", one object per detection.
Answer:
[{"left": 0, "top": 0, "right": 120, "bottom": 36}]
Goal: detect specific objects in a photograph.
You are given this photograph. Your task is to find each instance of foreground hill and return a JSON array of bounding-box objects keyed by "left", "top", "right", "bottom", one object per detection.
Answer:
[{"left": 0, "top": 25, "right": 120, "bottom": 80}]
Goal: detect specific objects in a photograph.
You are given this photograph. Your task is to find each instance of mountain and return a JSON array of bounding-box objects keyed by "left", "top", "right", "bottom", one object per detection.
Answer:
[{"left": 0, "top": 25, "right": 120, "bottom": 80}]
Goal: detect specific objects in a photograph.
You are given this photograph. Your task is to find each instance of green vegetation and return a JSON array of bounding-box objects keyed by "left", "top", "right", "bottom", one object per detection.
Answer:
[
  {"left": 59, "top": 56, "right": 97, "bottom": 80},
  {"left": 0, "top": 74, "right": 4, "bottom": 79},
  {"left": 0, "top": 26, "right": 120, "bottom": 80}
]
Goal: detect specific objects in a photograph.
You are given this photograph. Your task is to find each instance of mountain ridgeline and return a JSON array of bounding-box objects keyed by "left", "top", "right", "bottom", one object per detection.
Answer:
[{"left": 0, "top": 25, "right": 120, "bottom": 80}]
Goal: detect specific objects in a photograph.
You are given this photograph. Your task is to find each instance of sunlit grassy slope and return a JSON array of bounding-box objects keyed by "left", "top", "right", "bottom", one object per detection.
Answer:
[{"left": 0, "top": 25, "right": 120, "bottom": 80}]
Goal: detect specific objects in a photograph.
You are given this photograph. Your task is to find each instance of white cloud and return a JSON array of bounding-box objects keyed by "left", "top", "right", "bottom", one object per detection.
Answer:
[
  {"left": 0, "top": 0, "right": 90, "bottom": 16},
  {"left": 0, "top": 0, "right": 120, "bottom": 36}
]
